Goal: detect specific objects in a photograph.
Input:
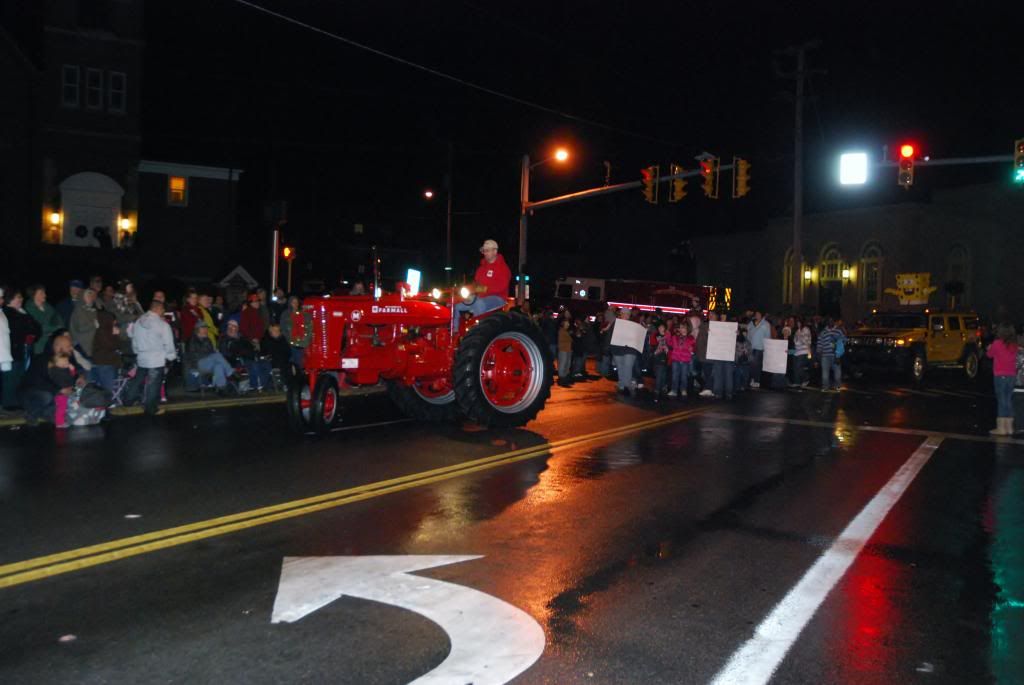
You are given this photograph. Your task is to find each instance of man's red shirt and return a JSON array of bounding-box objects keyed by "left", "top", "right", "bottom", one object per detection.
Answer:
[{"left": 474, "top": 254, "right": 511, "bottom": 297}]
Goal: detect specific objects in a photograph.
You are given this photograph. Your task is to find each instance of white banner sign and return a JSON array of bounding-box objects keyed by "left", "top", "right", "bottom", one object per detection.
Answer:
[
  {"left": 763, "top": 338, "right": 789, "bottom": 374},
  {"left": 610, "top": 319, "right": 647, "bottom": 353},
  {"left": 706, "top": 321, "right": 738, "bottom": 362}
]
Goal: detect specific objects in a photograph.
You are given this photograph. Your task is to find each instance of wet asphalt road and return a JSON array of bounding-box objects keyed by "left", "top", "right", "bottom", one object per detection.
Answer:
[{"left": 1, "top": 371, "right": 1023, "bottom": 684}]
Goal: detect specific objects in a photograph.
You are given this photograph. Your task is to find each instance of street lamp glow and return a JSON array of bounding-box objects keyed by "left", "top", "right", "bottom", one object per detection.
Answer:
[
  {"left": 423, "top": 189, "right": 434, "bottom": 199},
  {"left": 118, "top": 217, "right": 131, "bottom": 230},
  {"left": 554, "top": 148, "right": 569, "bottom": 162},
  {"left": 839, "top": 152, "right": 868, "bottom": 185}
]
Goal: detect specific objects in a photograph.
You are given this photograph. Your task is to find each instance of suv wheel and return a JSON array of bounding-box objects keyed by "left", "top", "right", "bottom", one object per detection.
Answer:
[
  {"left": 910, "top": 352, "right": 926, "bottom": 384},
  {"left": 963, "top": 351, "right": 979, "bottom": 380}
]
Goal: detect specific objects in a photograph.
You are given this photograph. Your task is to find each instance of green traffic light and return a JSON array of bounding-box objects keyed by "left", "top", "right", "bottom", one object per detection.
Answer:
[{"left": 1015, "top": 167, "right": 1024, "bottom": 184}]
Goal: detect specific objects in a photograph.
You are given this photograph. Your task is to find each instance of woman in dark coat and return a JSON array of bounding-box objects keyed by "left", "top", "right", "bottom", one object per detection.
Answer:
[{"left": 2, "top": 290, "right": 41, "bottom": 409}]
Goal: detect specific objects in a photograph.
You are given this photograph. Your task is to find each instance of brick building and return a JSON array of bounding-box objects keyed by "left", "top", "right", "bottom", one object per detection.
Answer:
[
  {"left": 690, "top": 183, "right": 1024, "bottom": 322},
  {"left": 0, "top": 1, "right": 241, "bottom": 287}
]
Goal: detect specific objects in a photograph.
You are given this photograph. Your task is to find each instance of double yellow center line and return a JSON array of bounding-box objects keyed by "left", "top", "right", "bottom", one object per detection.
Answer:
[{"left": 0, "top": 407, "right": 706, "bottom": 590}]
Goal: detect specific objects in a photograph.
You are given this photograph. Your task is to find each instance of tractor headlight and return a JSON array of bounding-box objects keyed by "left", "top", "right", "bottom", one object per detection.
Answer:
[
  {"left": 431, "top": 288, "right": 442, "bottom": 300},
  {"left": 459, "top": 286, "right": 471, "bottom": 299}
]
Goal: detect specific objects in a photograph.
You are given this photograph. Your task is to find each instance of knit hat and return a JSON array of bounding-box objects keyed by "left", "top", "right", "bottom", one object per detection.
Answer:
[{"left": 69, "top": 279, "right": 85, "bottom": 288}]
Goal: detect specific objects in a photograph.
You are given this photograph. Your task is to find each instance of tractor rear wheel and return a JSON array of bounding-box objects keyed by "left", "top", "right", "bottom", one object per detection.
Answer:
[
  {"left": 454, "top": 311, "right": 552, "bottom": 428},
  {"left": 386, "top": 379, "right": 460, "bottom": 422},
  {"left": 310, "top": 374, "right": 341, "bottom": 435}
]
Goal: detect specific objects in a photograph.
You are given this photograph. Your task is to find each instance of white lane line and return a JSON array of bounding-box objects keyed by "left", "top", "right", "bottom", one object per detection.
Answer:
[
  {"left": 710, "top": 436, "right": 943, "bottom": 685},
  {"left": 703, "top": 412, "right": 1024, "bottom": 445}
]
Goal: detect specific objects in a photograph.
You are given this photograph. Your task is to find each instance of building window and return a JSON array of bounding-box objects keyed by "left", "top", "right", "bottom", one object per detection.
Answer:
[
  {"left": 820, "top": 245, "right": 843, "bottom": 282},
  {"left": 61, "top": 65, "right": 80, "bottom": 107},
  {"left": 85, "top": 68, "right": 103, "bottom": 109},
  {"left": 861, "top": 242, "right": 883, "bottom": 304},
  {"left": 108, "top": 71, "right": 126, "bottom": 113},
  {"left": 168, "top": 176, "right": 188, "bottom": 206}
]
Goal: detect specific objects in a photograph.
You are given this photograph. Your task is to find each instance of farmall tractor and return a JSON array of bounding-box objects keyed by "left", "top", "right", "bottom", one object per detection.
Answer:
[{"left": 286, "top": 282, "right": 553, "bottom": 435}]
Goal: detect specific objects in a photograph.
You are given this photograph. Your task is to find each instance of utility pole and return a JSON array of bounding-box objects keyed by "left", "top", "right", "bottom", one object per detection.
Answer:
[{"left": 776, "top": 40, "right": 825, "bottom": 311}]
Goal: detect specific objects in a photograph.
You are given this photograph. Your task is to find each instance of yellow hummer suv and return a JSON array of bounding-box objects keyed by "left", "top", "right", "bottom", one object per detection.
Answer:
[{"left": 845, "top": 310, "right": 982, "bottom": 383}]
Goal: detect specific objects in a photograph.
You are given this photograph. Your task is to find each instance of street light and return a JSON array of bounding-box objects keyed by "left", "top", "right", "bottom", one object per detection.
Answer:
[
  {"left": 423, "top": 189, "right": 434, "bottom": 199},
  {"left": 518, "top": 145, "right": 571, "bottom": 304},
  {"left": 839, "top": 152, "right": 869, "bottom": 185}
]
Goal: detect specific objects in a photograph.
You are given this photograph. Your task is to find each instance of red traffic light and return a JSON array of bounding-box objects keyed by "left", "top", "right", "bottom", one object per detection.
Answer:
[{"left": 899, "top": 144, "right": 915, "bottom": 159}]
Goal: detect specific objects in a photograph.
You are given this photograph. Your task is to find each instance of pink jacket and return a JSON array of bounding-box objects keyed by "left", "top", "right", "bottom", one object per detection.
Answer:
[
  {"left": 987, "top": 339, "right": 1019, "bottom": 377},
  {"left": 668, "top": 334, "right": 695, "bottom": 363}
]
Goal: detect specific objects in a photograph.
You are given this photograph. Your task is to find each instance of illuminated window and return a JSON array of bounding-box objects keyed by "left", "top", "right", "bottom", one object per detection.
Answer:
[
  {"left": 861, "top": 242, "right": 882, "bottom": 303},
  {"left": 820, "top": 245, "right": 843, "bottom": 282},
  {"left": 61, "top": 65, "right": 80, "bottom": 107},
  {"left": 168, "top": 176, "right": 188, "bottom": 206},
  {"left": 108, "top": 71, "right": 126, "bottom": 113},
  {"left": 85, "top": 68, "right": 103, "bottom": 109}
]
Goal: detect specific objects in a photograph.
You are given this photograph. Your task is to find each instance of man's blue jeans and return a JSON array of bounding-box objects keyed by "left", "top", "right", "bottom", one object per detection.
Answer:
[
  {"left": 455, "top": 295, "right": 505, "bottom": 317},
  {"left": 126, "top": 366, "right": 165, "bottom": 415},
  {"left": 199, "top": 352, "right": 233, "bottom": 388},
  {"left": 821, "top": 354, "right": 841, "bottom": 390},
  {"left": 90, "top": 365, "right": 117, "bottom": 393}
]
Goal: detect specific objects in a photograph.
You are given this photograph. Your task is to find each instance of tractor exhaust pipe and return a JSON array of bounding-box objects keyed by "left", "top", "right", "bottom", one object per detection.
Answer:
[{"left": 372, "top": 245, "right": 381, "bottom": 301}]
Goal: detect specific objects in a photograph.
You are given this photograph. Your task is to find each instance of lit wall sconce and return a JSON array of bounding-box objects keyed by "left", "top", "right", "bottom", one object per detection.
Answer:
[
  {"left": 49, "top": 211, "right": 61, "bottom": 226},
  {"left": 803, "top": 269, "right": 812, "bottom": 281},
  {"left": 118, "top": 217, "right": 132, "bottom": 231},
  {"left": 841, "top": 266, "right": 851, "bottom": 280}
]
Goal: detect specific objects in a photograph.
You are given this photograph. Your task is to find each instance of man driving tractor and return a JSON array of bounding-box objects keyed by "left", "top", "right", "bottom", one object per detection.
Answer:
[{"left": 456, "top": 239, "right": 512, "bottom": 316}]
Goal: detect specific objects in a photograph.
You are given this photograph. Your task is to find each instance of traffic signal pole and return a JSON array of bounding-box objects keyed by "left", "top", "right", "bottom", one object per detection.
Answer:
[{"left": 517, "top": 154, "right": 529, "bottom": 306}]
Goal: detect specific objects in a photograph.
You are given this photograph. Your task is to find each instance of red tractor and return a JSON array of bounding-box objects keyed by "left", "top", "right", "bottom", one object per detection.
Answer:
[{"left": 286, "top": 285, "right": 553, "bottom": 434}]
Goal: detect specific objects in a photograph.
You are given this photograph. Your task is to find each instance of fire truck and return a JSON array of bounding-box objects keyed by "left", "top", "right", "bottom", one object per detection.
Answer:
[{"left": 551, "top": 277, "right": 725, "bottom": 318}]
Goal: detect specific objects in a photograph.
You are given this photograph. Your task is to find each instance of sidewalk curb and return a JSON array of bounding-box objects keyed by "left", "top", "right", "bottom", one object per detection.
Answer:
[{"left": 0, "top": 385, "right": 390, "bottom": 428}]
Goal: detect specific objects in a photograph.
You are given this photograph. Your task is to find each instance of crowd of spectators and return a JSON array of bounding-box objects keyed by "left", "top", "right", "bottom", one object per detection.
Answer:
[
  {"left": 0, "top": 276, "right": 299, "bottom": 427},
  {"left": 533, "top": 304, "right": 855, "bottom": 402}
]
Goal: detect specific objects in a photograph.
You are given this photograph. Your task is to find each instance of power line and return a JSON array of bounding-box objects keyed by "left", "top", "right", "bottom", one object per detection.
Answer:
[{"left": 230, "top": 0, "right": 687, "bottom": 148}]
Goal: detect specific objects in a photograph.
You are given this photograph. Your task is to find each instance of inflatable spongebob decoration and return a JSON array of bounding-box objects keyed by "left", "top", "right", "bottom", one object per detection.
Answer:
[{"left": 884, "top": 273, "right": 938, "bottom": 306}]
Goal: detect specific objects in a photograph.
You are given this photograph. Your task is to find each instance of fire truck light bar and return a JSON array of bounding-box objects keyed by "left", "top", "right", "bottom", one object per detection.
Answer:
[{"left": 606, "top": 301, "right": 695, "bottom": 315}]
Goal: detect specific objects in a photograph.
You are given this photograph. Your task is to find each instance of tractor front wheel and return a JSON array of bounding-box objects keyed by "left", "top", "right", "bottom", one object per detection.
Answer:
[
  {"left": 454, "top": 312, "right": 552, "bottom": 428},
  {"left": 310, "top": 374, "right": 340, "bottom": 435},
  {"left": 286, "top": 376, "right": 312, "bottom": 433}
]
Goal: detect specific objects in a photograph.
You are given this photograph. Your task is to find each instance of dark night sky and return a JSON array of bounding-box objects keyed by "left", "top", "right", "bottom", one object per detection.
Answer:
[{"left": 142, "top": 1, "right": 1023, "bottom": 283}]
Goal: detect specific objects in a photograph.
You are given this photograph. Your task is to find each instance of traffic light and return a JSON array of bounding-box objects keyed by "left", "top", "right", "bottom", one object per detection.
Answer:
[
  {"left": 732, "top": 157, "right": 751, "bottom": 198},
  {"left": 1014, "top": 138, "right": 1024, "bottom": 184},
  {"left": 700, "top": 156, "right": 719, "bottom": 199},
  {"left": 898, "top": 143, "right": 915, "bottom": 189},
  {"left": 282, "top": 245, "right": 296, "bottom": 261},
  {"left": 641, "top": 165, "right": 660, "bottom": 204},
  {"left": 668, "top": 163, "right": 687, "bottom": 202}
]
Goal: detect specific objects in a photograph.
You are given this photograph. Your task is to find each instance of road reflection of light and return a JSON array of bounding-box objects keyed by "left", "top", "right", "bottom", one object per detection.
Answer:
[
  {"left": 989, "top": 471, "right": 1024, "bottom": 680},
  {"left": 835, "top": 553, "right": 899, "bottom": 675}
]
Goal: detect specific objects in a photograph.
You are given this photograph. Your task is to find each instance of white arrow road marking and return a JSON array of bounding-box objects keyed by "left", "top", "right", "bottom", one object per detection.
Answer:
[{"left": 272, "top": 555, "right": 545, "bottom": 685}]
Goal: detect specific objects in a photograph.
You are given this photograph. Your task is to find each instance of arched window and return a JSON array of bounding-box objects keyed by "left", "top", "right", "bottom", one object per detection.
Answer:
[
  {"left": 820, "top": 244, "right": 843, "bottom": 282},
  {"left": 861, "top": 242, "right": 883, "bottom": 304}
]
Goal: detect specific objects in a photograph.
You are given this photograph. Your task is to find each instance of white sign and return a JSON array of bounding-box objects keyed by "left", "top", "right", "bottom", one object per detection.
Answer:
[
  {"left": 610, "top": 319, "right": 646, "bottom": 353},
  {"left": 272, "top": 555, "right": 545, "bottom": 685},
  {"left": 763, "top": 339, "right": 789, "bottom": 374},
  {"left": 706, "top": 321, "right": 738, "bottom": 361}
]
